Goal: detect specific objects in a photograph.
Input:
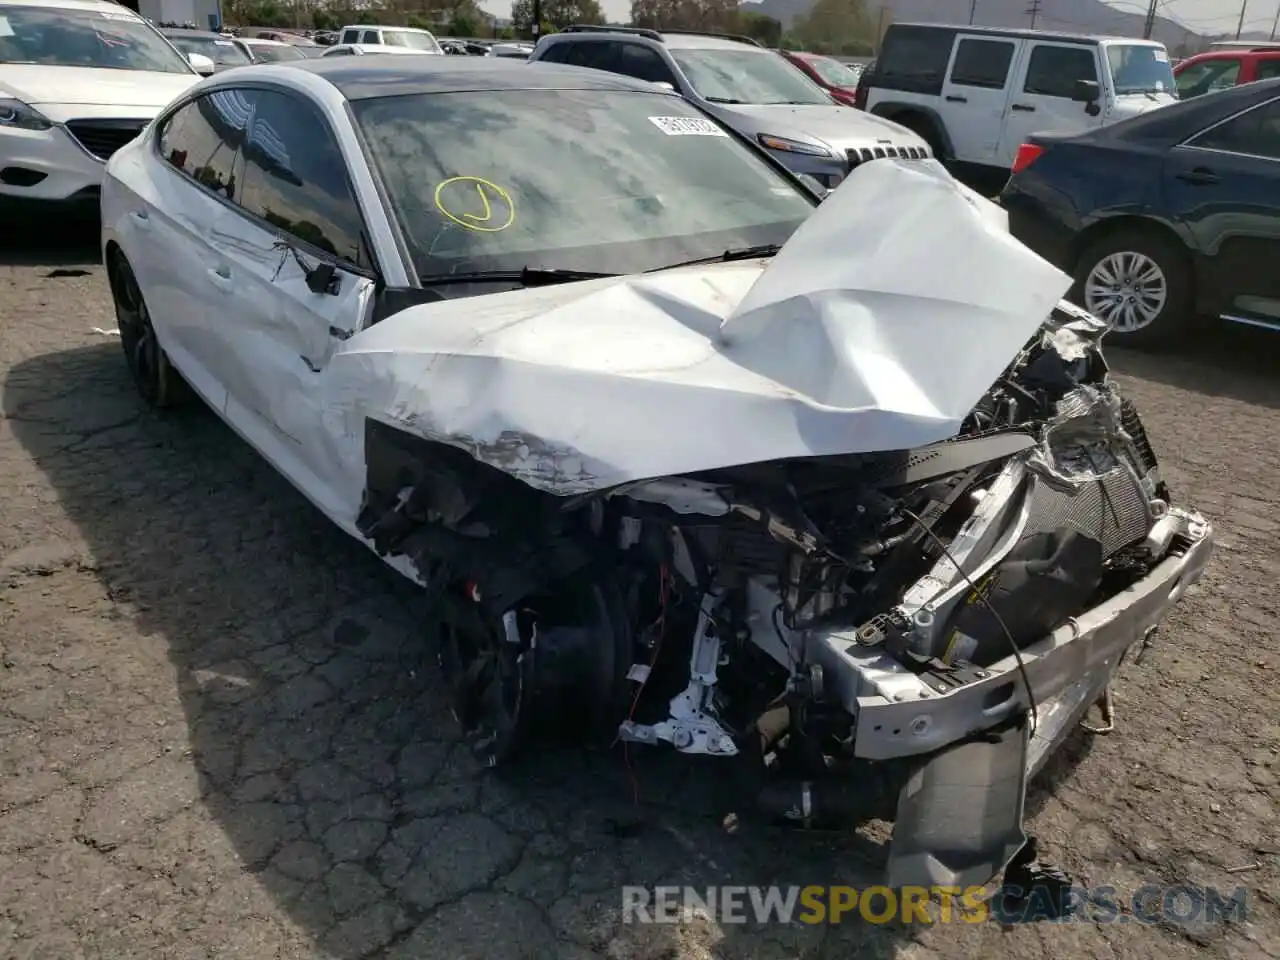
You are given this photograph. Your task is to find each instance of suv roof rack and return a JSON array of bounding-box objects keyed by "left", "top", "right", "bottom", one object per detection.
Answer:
[
  {"left": 558, "top": 25, "right": 762, "bottom": 47},
  {"left": 658, "top": 28, "right": 761, "bottom": 47},
  {"left": 562, "top": 24, "right": 663, "bottom": 41}
]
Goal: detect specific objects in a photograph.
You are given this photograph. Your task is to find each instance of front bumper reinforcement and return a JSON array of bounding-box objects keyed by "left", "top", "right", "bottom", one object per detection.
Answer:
[{"left": 805, "top": 508, "right": 1213, "bottom": 888}]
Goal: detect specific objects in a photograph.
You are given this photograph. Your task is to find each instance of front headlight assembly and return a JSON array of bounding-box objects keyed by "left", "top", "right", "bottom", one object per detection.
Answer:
[
  {"left": 757, "top": 133, "right": 833, "bottom": 157},
  {"left": 0, "top": 98, "right": 53, "bottom": 131}
]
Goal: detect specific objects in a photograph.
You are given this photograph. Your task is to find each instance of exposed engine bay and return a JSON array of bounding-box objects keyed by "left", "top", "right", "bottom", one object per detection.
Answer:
[{"left": 355, "top": 301, "right": 1213, "bottom": 889}]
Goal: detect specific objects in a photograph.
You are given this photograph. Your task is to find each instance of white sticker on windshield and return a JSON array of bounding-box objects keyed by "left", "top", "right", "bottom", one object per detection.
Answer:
[
  {"left": 1152, "top": 48, "right": 1169, "bottom": 62},
  {"left": 648, "top": 116, "right": 728, "bottom": 137},
  {"left": 98, "top": 9, "right": 140, "bottom": 19},
  {"left": 0, "top": 16, "right": 12, "bottom": 36},
  {"left": 215, "top": 39, "right": 234, "bottom": 45}
]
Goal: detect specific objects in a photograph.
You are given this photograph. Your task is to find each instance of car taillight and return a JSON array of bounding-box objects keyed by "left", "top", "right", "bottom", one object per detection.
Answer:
[
  {"left": 853, "top": 84, "right": 868, "bottom": 110},
  {"left": 1011, "top": 143, "right": 1044, "bottom": 174}
]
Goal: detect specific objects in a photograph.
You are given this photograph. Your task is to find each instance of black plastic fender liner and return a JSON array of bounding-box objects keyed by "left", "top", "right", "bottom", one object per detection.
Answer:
[{"left": 886, "top": 712, "right": 1030, "bottom": 890}]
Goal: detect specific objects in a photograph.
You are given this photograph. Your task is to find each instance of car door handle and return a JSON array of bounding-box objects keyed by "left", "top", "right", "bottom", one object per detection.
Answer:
[
  {"left": 945, "top": 94, "right": 968, "bottom": 102},
  {"left": 1176, "top": 167, "right": 1220, "bottom": 185},
  {"left": 1011, "top": 103, "right": 1036, "bottom": 112},
  {"left": 129, "top": 210, "right": 151, "bottom": 230},
  {"left": 206, "top": 266, "right": 233, "bottom": 291}
]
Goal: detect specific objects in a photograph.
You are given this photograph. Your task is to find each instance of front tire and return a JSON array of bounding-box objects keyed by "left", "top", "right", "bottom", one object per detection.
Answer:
[
  {"left": 1072, "top": 229, "right": 1194, "bottom": 349},
  {"left": 108, "top": 253, "right": 186, "bottom": 408}
]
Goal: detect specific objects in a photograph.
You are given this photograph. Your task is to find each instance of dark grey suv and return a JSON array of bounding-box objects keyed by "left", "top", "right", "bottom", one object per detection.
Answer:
[{"left": 529, "top": 25, "right": 931, "bottom": 189}]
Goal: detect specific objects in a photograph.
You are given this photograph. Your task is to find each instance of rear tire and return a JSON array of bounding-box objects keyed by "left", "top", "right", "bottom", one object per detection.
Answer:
[
  {"left": 108, "top": 252, "right": 187, "bottom": 408},
  {"left": 1071, "top": 228, "right": 1194, "bottom": 350}
]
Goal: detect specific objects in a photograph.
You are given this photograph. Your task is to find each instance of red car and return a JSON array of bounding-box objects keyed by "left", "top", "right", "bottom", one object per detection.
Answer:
[
  {"left": 779, "top": 51, "right": 866, "bottom": 106},
  {"left": 1173, "top": 47, "right": 1280, "bottom": 99}
]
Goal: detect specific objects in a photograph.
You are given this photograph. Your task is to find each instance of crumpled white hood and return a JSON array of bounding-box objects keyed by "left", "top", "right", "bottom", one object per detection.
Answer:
[{"left": 325, "top": 159, "right": 1072, "bottom": 495}]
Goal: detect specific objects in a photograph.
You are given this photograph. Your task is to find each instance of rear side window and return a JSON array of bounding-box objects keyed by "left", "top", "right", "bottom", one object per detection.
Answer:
[
  {"left": 360, "top": 29, "right": 379, "bottom": 44},
  {"left": 875, "top": 25, "right": 954, "bottom": 93},
  {"left": 949, "top": 38, "right": 1015, "bottom": 88},
  {"left": 1023, "top": 44, "right": 1098, "bottom": 98},
  {"left": 157, "top": 92, "right": 244, "bottom": 201},
  {"left": 1257, "top": 59, "right": 1280, "bottom": 81},
  {"left": 1190, "top": 97, "right": 1280, "bottom": 159},
  {"left": 560, "top": 40, "right": 621, "bottom": 72}
]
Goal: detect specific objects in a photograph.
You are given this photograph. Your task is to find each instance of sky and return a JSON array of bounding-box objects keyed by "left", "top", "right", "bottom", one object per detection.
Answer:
[{"left": 474, "top": 0, "right": 1280, "bottom": 39}]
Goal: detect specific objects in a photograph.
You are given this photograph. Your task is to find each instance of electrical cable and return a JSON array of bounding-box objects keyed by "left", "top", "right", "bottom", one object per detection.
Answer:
[{"left": 898, "top": 505, "right": 1040, "bottom": 736}]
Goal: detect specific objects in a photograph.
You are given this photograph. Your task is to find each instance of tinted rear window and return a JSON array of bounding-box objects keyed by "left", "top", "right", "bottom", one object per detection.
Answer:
[{"left": 877, "top": 26, "right": 953, "bottom": 86}]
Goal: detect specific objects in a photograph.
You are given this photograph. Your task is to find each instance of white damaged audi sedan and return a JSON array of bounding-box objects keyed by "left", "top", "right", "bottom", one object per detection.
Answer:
[{"left": 100, "top": 56, "right": 1213, "bottom": 894}]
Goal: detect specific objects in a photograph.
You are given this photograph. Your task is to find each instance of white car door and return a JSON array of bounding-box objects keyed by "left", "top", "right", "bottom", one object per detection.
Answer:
[
  {"left": 996, "top": 40, "right": 1103, "bottom": 168},
  {"left": 939, "top": 34, "right": 1022, "bottom": 166},
  {"left": 202, "top": 86, "right": 377, "bottom": 520},
  {"left": 130, "top": 93, "right": 265, "bottom": 413}
]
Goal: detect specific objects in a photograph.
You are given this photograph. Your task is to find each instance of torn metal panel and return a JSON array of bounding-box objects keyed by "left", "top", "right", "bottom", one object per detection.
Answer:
[{"left": 325, "top": 160, "right": 1072, "bottom": 495}]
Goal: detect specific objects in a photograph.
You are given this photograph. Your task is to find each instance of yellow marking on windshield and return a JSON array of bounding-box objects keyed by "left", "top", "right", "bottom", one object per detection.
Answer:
[{"left": 434, "top": 176, "right": 516, "bottom": 233}]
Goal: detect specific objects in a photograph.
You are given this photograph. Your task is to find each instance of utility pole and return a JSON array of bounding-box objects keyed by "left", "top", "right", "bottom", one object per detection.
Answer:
[
  {"left": 1026, "top": 0, "right": 1041, "bottom": 29},
  {"left": 1235, "top": 0, "right": 1248, "bottom": 38},
  {"left": 874, "top": 5, "right": 887, "bottom": 52},
  {"left": 1142, "top": 0, "right": 1158, "bottom": 37},
  {"left": 1271, "top": 0, "right": 1279, "bottom": 39},
  {"left": 969, "top": 0, "right": 977, "bottom": 24},
  {"left": 531, "top": 0, "right": 541, "bottom": 41}
]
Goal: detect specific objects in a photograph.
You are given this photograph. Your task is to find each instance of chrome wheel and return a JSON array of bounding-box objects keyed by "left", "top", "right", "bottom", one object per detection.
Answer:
[{"left": 1083, "top": 251, "right": 1168, "bottom": 333}]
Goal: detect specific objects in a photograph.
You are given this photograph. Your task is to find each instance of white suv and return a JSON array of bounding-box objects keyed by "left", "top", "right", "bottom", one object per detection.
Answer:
[
  {"left": 860, "top": 23, "right": 1177, "bottom": 185},
  {"left": 336, "top": 24, "right": 442, "bottom": 54}
]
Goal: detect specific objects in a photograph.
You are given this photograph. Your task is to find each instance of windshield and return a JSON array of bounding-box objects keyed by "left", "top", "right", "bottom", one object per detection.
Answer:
[
  {"left": 808, "top": 56, "right": 862, "bottom": 88},
  {"left": 672, "top": 47, "right": 831, "bottom": 105},
  {"left": 353, "top": 89, "right": 813, "bottom": 280},
  {"left": 1175, "top": 57, "right": 1240, "bottom": 98},
  {"left": 247, "top": 42, "right": 304, "bottom": 62},
  {"left": 381, "top": 29, "right": 442, "bottom": 53},
  {"left": 0, "top": 5, "right": 194, "bottom": 72},
  {"left": 1106, "top": 44, "right": 1176, "bottom": 95},
  {"left": 167, "top": 34, "right": 251, "bottom": 67}
]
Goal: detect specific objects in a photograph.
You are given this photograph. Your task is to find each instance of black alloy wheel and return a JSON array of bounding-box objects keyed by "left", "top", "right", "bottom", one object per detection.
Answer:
[{"left": 109, "top": 253, "right": 185, "bottom": 407}]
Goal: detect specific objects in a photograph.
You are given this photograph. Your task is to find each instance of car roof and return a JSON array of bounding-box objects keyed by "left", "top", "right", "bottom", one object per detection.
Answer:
[
  {"left": 545, "top": 28, "right": 765, "bottom": 51},
  {"left": 1181, "top": 48, "right": 1280, "bottom": 60},
  {"left": 342, "top": 24, "right": 434, "bottom": 31},
  {"left": 2, "top": 0, "right": 144, "bottom": 11},
  {"left": 288, "top": 54, "right": 678, "bottom": 100},
  {"left": 888, "top": 22, "right": 1159, "bottom": 44},
  {"left": 161, "top": 27, "right": 225, "bottom": 39}
]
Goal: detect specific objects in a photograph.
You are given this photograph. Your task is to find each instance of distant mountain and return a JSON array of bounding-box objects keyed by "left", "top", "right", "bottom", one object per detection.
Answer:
[{"left": 740, "top": 0, "right": 1207, "bottom": 52}]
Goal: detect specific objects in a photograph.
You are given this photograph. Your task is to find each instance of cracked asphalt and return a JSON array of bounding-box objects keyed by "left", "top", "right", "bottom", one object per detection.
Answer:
[{"left": 0, "top": 225, "right": 1277, "bottom": 960}]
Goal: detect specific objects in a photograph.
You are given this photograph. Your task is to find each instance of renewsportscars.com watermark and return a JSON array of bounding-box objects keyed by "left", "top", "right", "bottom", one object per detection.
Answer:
[{"left": 622, "top": 884, "right": 1249, "bottom": 926}]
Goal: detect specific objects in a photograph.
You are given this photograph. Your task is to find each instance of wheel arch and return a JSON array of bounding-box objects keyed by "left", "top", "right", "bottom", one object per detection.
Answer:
[
  {"left": 869, "top": 102, "right": 954, "bottom": 159},
  {"left": 1069, "top": 215, "right": 1193, "bottom": 281}
]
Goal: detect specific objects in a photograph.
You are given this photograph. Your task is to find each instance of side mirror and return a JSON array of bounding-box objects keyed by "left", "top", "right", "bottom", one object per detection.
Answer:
[
  {"left": 796, "top": 172, "right": 829, "bottom": 198},
  {"left": 1071, "top": 79, "right": 1100, "bottom": 103},
  {"left": 188, "top": 52, "right": 215, "bottom": 75}
]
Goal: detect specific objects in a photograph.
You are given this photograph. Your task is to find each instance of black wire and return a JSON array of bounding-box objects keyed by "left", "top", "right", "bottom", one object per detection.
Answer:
[{"left": 898, "top": 505, "right": 1039, "bottom": 736}]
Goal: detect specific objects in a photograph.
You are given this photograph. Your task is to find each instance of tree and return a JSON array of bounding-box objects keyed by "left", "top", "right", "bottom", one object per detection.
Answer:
[
  {"left": 630, "top": 0, "right": 738, "bottom": 32},
  {"left": 791, "top": 0, "right": 872, "bottom": 54},
  {"left": 739, "top": 10, "right": 781, "bottom": 46},
  {"left": 511, "top": 0, "right": 604, "bottom": 35}
]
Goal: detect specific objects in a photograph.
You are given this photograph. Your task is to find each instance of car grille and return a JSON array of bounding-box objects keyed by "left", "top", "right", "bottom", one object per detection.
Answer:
[
  {"left": 846, "top": 144, "right": 930, "bottom": 172},
  {"left": 65, "top": 119, "right": 150, "bottom": 162}
]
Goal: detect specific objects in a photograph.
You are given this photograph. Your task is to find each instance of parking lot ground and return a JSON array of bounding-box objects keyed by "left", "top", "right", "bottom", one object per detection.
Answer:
[{"left": 0, "top": 227, "right": 1277, "bottom": 960}]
